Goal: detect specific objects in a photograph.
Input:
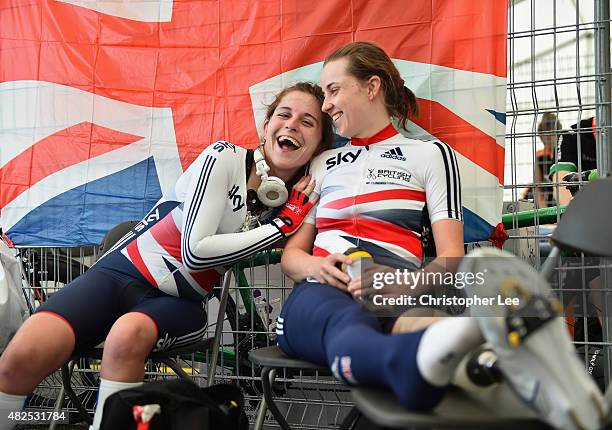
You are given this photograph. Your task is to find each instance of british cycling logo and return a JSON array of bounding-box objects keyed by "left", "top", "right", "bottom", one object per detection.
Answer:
[{"left": 366, "top": 169, "right": 412, "bottom": 184}]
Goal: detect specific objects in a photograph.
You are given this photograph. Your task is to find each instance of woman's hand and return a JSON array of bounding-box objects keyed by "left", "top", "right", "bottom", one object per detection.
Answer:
[
  {"left": 310, "top": 253, "right": 353, "bottom": 291},
  {"left": 275, "top": 175, "right": 318, "bottom": 236},
  {"left": 293, "top": 175, "right": 317, "bottom": 197},
  {"left": 347, "top": 262, "right": 402, "bottom": 299}
]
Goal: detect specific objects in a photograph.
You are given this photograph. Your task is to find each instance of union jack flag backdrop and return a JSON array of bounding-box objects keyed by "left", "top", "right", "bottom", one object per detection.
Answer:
[{"left": 0, "top": 0, "right": 507, "bottom": 246}]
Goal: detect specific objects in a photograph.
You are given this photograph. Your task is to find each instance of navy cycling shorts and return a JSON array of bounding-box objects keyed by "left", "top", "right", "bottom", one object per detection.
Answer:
[{"left": 35, "top": 266, "right": 208, "bottom": 355}]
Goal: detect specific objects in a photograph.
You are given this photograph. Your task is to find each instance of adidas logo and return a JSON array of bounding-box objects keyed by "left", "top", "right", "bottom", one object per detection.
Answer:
[{"left": 380, "top": 147, "right": 406, "bottom": 161}]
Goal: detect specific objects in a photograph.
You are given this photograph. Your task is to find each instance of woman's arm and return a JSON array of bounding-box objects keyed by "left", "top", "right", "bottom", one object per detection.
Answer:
[
  {"left": 534, "top": 161, "right": 548, "bottom": 208},
  {"left": 281, "top": 223, "right": 352, "bottom": 290},
  {"left": 427, "top": 218, "right": 464, "bottom": 269},
  {"left": 412, "top": 218, "right": 464, "bottom": 291},
  {"left": 180, "top": 146, "right": 313, "bottom": 272},
  {"left": 552, "top": 170, "right": 573, "bottom": 205}
]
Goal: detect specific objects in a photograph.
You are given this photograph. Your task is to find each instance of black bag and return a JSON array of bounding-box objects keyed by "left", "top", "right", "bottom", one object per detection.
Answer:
[{"left": 100, "top": 379, "right": 248, "bottom": 430}]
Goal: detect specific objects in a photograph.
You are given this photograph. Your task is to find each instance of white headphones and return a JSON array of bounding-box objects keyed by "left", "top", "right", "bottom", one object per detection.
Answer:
[{"left": 253, "top": 146, "right": 288, "bottom": 207}]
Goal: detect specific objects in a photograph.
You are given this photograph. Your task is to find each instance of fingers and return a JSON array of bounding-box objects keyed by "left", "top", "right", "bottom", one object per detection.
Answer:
[
  {"left": 321, "top": 273, "right": 349, "bottom": 291},
  {"left": 303, "top": 178, "right": 316, "bottom": 196},
  {"left": 347, "top": 278, "right": 379, "bottom": 300},
  {"left": 324, "top": 254, "right": 352, "bottom": 278},
  {"left": 293, "top": 175, "right": 316, "bottom": 199},
  {"left": 317, "top": 253, "right": 352, "bottom": 290},
  {"left": 322, "top": 266, "right": 350, "bottom": 287},
  {"left": 293, "top": 175, "right": 311, "bottom": 192},
  {"left": 347, "top": 277, "right": 362, "bottom": 298},
  {"left": 309, "top": 191, "right": 320, "bottom": 206},
  {"left": 356, "top": 284, "right": 380, "bottom": 300}
]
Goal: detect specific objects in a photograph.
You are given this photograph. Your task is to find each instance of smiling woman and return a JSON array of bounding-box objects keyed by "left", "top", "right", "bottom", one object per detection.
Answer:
[
  {"left": 279, "top": 42, "right": 469, "bottom": 413},
  {"left": 275, "top": 42, "right": 605, "bottom": 430},
  {"left": 257, "top": 88, "right": 333, "bottom": 184},
  {"left": 0, "top": 82, "right": 334, "bottom": 430}
]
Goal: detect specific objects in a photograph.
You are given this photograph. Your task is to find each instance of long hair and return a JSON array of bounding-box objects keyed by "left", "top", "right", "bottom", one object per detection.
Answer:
[
  {"left": 249, "top": 82, "right": 335, "bottom": 192},
  {"left": 325, "top": 41, "right": 418, "bottom": 131},
  {"left": 264, "top": 81, "right": 335, "bottom": 155}
]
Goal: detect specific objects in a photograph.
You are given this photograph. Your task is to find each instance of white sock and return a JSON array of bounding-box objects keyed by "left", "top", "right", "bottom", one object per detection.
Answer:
[
  {"left": 90, "top": 378, "right": 142, "bottom": 430},
  {"left": 416, "top": 317, "right": 483, "bottom": 386},
  {"left": 0, "top": 392, "right": 26, "bottom": 430}
]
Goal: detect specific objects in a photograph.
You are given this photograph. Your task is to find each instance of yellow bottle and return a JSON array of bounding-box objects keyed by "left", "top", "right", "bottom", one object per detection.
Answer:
[{"left": 341, "top": 247, "right": 373, "bottom": 280}]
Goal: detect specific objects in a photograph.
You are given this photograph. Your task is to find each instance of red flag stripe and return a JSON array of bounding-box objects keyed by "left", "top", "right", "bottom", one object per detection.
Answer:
[
  {"left": 322, "top": 189, "right": 426, "bottom": 211},
  {"left": 316, "top": 217, "right": 422, "bottom": 258},
  {"left": 414, "top": 99, "right": 504, "bottom": 183},
  {"left": 0, "top": 122, "right": 142, "bottom": 209}
]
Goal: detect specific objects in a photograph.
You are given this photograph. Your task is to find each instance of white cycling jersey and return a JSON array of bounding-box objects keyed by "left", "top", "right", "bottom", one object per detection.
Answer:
[
  {"left": 96, "top": 141, "right": 285, "bottom": 301},
  {"left": 307, "top": 124, "right": 462, "bottom": 269}
]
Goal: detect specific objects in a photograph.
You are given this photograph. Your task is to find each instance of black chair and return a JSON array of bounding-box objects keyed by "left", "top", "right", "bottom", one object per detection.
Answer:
[
  {"left": 248, "top": 345, "right": 549, "bottom": 430},
  {"left": 248, "top": 345, "right": 331, "bottom": 430},
  {"left": 51, "top": 221, "right": 229, "bottom": 427}
]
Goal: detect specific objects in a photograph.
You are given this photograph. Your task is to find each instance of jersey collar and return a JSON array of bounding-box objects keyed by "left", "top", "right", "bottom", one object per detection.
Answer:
[{"left": 351, "top": 123, "right": 398, "bottom": 146}]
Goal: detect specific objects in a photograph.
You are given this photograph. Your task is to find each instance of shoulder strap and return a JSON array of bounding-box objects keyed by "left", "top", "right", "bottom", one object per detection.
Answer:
[{"left": 245, "top": 149, "right": 254, "bottom": 179}]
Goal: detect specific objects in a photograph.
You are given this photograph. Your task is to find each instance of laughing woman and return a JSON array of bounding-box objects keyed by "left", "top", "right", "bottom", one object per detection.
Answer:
[{"left": 0, "top": 82, "right": 333, "bottom": 430}]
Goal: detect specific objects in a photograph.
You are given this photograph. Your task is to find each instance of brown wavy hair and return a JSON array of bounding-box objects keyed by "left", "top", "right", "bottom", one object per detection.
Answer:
[
  {"left": 249, "top": 82, "right": 335, "bottom": 193},
  {"left": 324, "top": 41, "right": 418, "bottom": 131},
  {"left": 264, "top": 82, "right": 335, "bottom": 156}
]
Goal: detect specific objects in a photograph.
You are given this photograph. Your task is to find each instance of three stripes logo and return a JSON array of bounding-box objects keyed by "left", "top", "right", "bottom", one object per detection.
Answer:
[{"left": 380, "top": 147, "right": 406, "bottom": 161}]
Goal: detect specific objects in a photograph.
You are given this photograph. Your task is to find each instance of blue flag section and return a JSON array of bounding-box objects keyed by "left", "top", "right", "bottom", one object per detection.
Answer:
[{"left": 7, "top": 158, "right": 162, "bottom": 246}]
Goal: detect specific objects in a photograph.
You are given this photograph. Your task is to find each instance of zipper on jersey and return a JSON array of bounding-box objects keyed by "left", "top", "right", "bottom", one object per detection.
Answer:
[{"left": 353, "top": 145, "right": 370, "bottom": 248}]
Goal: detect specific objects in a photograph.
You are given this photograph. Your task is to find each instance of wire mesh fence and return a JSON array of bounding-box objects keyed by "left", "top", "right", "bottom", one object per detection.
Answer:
[
  {"left": 8, "top": 0, "right": 612, "bottom": 428},
  {"left": 506, "top": 0, "right": 598, "bottom": 204},
  {"left": 504, "top": 0, "right": 612, "bottom": 394}
]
